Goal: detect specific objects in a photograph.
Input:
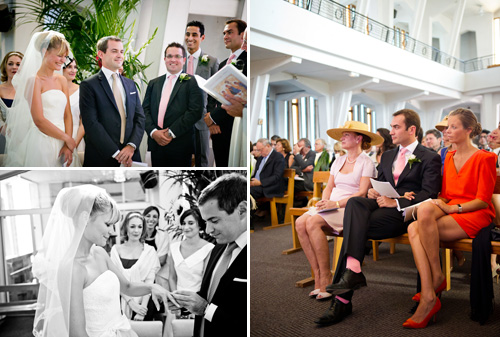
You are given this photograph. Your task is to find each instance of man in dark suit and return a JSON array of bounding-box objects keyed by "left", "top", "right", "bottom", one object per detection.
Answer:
[
  {"left": 204, "top": 19, "right": 247, "bottom": 167},
  {"left": 250, "top": 138, "right": 286, "bottom": 199},
  {"left": 316, "top": 109, "right": 442, "bottom": 326},
  {"left": 183, "top": 20, "right": 219, "bottom": 167},
  {"left": 169, "top": 173, "right": 247, "bottom": 337},
  {"left": 291, "top": 138, "right": 316, "bottom": 193},
  {"left": 80, "top": 36, "right": 145, "bottom": 167},
  {"left": 143, "top": 42, "right": 203, "bottom": 167}
]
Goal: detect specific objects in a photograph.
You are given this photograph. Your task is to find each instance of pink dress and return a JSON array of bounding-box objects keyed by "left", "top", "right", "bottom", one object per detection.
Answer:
[{"left": 306, "top": 152, "right": 376, "bottom": 234}]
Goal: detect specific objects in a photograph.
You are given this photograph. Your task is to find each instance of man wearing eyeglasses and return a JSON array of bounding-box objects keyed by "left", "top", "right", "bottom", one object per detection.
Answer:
[{"left": 143, "top": 42, "right": 203, "bottom": 166}]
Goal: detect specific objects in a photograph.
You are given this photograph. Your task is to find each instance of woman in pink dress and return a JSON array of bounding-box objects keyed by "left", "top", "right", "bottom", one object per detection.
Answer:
[{"left": 295, "top": 121, "right": 382, "bottom": 300}]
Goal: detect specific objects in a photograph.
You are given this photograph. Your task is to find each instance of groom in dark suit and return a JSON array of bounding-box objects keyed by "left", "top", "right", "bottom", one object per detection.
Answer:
[
  {"left": 204, "top": 19, "right": 247, "bottom": 167},
  {"left": 80, "top": 36, "right": 145, "bottom": 167},
  {"left": 169, "top": 173, "right": 247, "bottom": 337},
  {"left": 184, "top": 21, "right": 219, "bottom": 167},
  {"left": 316, "top": 109, "right": 442, "bottom": 326},
  {"left": 143, "top": 42, "right": 203, "bottom": 167}
]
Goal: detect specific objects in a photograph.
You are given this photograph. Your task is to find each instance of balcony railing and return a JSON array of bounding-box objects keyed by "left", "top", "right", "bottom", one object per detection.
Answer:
[{"left": 286, "top": 0, "right": 497, "bottom": 73}]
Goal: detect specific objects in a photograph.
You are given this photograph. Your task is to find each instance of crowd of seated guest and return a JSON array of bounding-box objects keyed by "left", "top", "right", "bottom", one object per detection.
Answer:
[{"left": 252, "top": 107, "right": 500, "bottom": 329}]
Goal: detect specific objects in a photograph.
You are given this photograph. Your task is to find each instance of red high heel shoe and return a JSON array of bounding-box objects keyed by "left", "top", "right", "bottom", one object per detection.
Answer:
[
  {"left": 403, "top": 297, "right": 441, "bottom": 329},
  {"left": 412, "top": 279, "right": 446, "bottom": 302}
]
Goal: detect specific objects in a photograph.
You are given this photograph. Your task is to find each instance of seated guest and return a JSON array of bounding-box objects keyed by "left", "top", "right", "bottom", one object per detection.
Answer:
[
  {"left": 478, "top": 129, "right": 491, "bottom": 151},
  {"left": 424, "top": 129, "right": 442, "bottom": 152},
  {"left": 250, "top": 142, "right": 256, "bottom": 176},
  {"left": 295, "top": 121, "right": 380, "bottom": 300},
  {"left": 250, "top": 138, "right": 285, "bottom": 199},
  {"left": 275, "top": 138, "right": 294, "bottom": 168},
  {"left": 404, "top": 108, "right": 496, "bottom": 328},
  {"left": 333, "top": 142, "right": 346, "bottom": 157},
  {"left": 291, "top": 138, "right": 316, "bottom": 193},
  {"left": 270, "top": 135, "right": 280, "bottom": 148},
  {"left": 110, "top": 212, "right": 161, "bottom": 320},
  {"left": 316, "top": 109, "right": 441, "bottom": 326},
  {"left": 314, "top": 138, "right": 334, "bottom": 171},
  {"left": 374, "top": 128, "right": 396, "bottom": 164}
]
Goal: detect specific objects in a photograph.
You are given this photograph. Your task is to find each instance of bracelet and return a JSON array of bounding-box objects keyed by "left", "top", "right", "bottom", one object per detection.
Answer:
[
  {"left": 335, "top": 201, "right": 340, "bottom": 208},
  {"left": 457, "top": 204, "right": 462, "bottom": 213}
]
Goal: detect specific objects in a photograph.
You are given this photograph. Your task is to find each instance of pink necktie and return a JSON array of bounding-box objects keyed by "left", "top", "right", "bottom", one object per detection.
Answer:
[
  {"left": 157, "top": 75, "right": 175, "bottom": 129},
  {"left": 226, "top": 53, "right": 236, "bottom": 67},
  {"left": 187, "top": 55, "right": 194, "bottom": 75},
  {"left": 393, "top": 148, "right": 408, "bottom": 185}
]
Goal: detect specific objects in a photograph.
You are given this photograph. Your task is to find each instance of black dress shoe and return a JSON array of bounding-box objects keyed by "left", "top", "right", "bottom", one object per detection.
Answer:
[
  {"left": 326, "top": 269, "right": 367, "bottom": 295},
  {"left": 315, "top": 298, "right": 352, "bottom": 326}
]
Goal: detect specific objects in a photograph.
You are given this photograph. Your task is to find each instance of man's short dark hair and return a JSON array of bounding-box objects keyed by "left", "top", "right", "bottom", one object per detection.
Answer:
[
  {"left": 225, "top": 19, "right": 247, "bottom": 34},
  {"left": 186, "top": 20, "right": 205, "bottom": 36},
  {"left": 97, "top": 36, "right": 122, "bottom": 53},
  {"left": 198, "top": 173, "right": 246, "bottom": 215},
  {"left": 481, "top": 129, "right": 490, "bottom": 134},
  {"left": 270, "top": 135, "right": 281, "bottom": 141},
  {"left": 393, "top": 109, "right": 421, "bottom": 136},
  {"left": 164, "top": 42, "right": 186, "bottom": 58},
  {"left": 425, "top": 129, "right": 442, "bottom": 139}
]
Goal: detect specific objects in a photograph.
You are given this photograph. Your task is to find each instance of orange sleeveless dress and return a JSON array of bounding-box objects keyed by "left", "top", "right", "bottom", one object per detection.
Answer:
[{"left": 441, "top": 150, "right": 497, "bottom": 238}]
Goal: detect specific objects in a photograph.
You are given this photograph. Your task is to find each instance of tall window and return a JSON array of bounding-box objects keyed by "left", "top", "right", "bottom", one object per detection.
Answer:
[{"left": 350, "top": 104, "right": 376, "bottom": 131}]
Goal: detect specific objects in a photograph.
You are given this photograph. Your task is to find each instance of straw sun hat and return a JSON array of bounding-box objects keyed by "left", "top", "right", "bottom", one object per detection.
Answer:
[
  {"left": 435, "top": 114, "right": 449, "bottom": 132},
  {"left": 327, "top": 121, "right": 384, "bottom": 146}
]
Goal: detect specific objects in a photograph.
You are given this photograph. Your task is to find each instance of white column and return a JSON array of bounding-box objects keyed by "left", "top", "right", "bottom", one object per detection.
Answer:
[
  {"left": 158, "top": 0, "right": 191, "bottom": 76},
  {"left": 481, "top": 93, "right": 496, "bottom": 130},
  {"left": 250, "top": 74, "right": 270, "bottom": 142},
  {"left": 411, "top": 0, "right": 427, "bottom": 40},
  {"left": 317, "top": 95, "right": 334, "bottom": 146},
  {"left": 135, "top": 0, "right": 154, "bottom": 64},
  {"left": 333, "top": 91, "right": 352, "bottom": 131},
  {"left": 447, "top": 0, "right": 466, "bottom": 58},
  {"left": 357, "top": 0, "right": 371, "bottom": 16}
]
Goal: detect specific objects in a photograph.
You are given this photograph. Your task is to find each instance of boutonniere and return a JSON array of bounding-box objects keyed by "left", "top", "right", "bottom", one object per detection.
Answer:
[
  {"left": 408, "top": 154, "right": 422, "bottom": 169},
  {"left": 200, "top": 55, "right": 209, "bottom": 65},
  {"left": 179, "top": 73, "right": 190, "bottom": 82}
]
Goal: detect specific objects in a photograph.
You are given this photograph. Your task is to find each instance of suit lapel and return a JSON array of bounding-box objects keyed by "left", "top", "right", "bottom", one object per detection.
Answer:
[
  {"left": 167, "top": 77, "right": 182, "bottom": 108},
  {"left": 386, "top": 148, "right": 399, "bottom": 186}
]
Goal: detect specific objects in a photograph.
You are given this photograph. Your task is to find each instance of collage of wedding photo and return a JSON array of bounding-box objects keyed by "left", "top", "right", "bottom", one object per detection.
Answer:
[{"left": 3, "top": 0, "right": 500, "bottom": 336}]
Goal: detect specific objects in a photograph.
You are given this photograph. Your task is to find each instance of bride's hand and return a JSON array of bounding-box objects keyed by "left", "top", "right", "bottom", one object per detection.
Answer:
[
  {"left": 59, "top": 145, "right": 73, "bottom": 167},
  {"left": 150, "top": 284, "right": 180, "bottom": 311},
  {"left": 128, "top": 300, "right": 147, "bottom": 316}
]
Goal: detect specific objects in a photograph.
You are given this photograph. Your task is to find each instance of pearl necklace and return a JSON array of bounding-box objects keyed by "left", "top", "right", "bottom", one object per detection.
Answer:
[{"left": 346, "top": 157, "right": 357, "bottom": 164}]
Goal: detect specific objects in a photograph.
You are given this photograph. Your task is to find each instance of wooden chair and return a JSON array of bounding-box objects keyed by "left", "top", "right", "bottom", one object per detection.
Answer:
[
  {"left": 257, "top": 168, "right": 296, "bottom": 230},
  {"left": 282, "top": 171, "right": 330, "bottom": 254}
]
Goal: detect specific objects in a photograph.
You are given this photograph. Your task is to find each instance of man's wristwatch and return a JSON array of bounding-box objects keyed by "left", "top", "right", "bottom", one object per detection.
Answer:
[
  {"left": 167, "top": 129, "right": 174, "bottom": 139},
  {"left": 457, "top": 204, "right": 463, "bottom": 213}
]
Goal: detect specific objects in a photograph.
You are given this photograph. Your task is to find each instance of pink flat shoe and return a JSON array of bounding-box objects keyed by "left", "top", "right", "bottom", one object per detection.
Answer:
[
  {"left": 309, "top": 288, "right": 320, "bottom": 298},
  {"left": 316, "top": 292, "right": 332, "bottom": 301}
]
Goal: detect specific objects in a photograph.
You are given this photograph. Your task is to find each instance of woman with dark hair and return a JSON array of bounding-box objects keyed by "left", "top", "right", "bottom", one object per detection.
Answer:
[
  {"left": 110, "top": 212, "right": 160, "bottom": 320},
  {"left": 143, "top": 205, "right": 170, "bottom": 266},
  {"left": 161, "top": 208, "right": 214, "bottom": 336},
  {"left": 275, "top": 138, "right": 294, "bottom": 168},
  {"left": 375, "top": 127, "right": 396, "bottom": 164},
  {"left": 62, "top": 57, "right": 85, "bottom": 152},
  {"left": 404, "top": 108, "right": 497, "bottom": 328}
]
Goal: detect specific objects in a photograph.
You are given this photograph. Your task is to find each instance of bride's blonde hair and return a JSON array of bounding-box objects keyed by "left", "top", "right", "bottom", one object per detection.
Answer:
[{"left": 35, "top": 31, "right": 70, "bottom": 57}]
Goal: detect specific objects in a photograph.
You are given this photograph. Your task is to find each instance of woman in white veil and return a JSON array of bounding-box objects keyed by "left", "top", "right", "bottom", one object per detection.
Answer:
[
  {"left": 4, "top": 31, "right": 78, "bottom": 167},
  {"left": 32, "top": 185, "right": 177, "bottom": 336}
]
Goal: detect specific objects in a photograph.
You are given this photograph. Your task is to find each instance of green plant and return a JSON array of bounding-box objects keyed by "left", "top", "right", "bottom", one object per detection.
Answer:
[{"left": 17, "top": 0, "right": 157, "bottom": 88}]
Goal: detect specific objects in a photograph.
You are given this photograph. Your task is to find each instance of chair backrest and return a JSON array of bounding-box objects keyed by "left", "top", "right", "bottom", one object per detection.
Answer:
[
  {"left": 283, "top": 168, "right": 295, "bottom": 196},
  {"left": 312, "top": 171, "right": 330, "bottom": 199}
]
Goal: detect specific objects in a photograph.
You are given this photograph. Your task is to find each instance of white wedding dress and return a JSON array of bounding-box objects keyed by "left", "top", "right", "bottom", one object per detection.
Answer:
[
  {"left": 24, "top": 89, "right": 81, "bottom": 166},
  {"left": 83, "top": 270, "right": 138, "bottom": 337}
]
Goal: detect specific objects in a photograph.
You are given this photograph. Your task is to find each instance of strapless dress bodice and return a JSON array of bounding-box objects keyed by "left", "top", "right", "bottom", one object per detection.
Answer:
[
  {"left": 83, "top": 270, "right": 133, "bottom": 337},
  {"left": 41, "top": 89, "right": 66, "bottom": 130}
]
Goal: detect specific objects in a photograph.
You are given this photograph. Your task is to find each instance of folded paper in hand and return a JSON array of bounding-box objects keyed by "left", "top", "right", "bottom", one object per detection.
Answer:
[
  {"left": 401, "top": 199, "right": 432, "bottom": 222},
  {"left": 370, "top": 178, "right": 401, "bottom": 198},
  {"left": 308, "top": 206, "right": 339, "bottom": 215},
  {"left": 194, "top": 64, "right": 247, "bottom": 105}
]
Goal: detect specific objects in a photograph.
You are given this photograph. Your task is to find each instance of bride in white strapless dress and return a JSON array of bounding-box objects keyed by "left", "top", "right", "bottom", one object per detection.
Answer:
[
  {"left": 32, "top": 185, "right": 175, "bottom": 337},
  {"left": 4, "top": 31, "right": 79, "bottom": 167},
  {"left": 24, "top": 89, "right": 80, "bottom": 166}
]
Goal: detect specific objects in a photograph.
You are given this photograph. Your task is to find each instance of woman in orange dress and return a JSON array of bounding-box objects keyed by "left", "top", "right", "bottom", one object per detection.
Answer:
[{"left": 404, "top": 108, "right": 497, "bottom": 328}]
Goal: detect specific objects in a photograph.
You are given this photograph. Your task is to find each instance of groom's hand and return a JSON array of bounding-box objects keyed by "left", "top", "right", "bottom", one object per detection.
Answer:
[
  {"left": 171, "top": 290, "right": 207, "bottom": 316},
  {"left": 115, "top": 145, "right": 134, "bottom": 166}
]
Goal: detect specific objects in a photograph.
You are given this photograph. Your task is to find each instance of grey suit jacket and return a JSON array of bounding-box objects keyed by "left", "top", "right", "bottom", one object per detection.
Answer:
[{"left": 183, "top": 50, "right": 219, "bottom": 131}]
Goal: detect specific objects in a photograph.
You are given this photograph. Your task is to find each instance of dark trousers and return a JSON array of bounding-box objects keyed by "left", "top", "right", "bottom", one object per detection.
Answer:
[
  {"left": 250, "top": 186, "right": 265, "bottom": 199},
  {"left": 334, "top": 197, "right": 409, "bottom": 301},
  {"left": 151, "top": 149, "right": 191, "bottom": 167},
  {"left": 212, "top": 132, "right": 230, "bottom": 167}
]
